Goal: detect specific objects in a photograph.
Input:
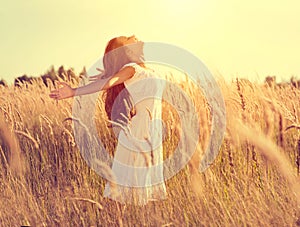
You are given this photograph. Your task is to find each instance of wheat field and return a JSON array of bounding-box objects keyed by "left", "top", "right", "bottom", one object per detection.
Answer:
[{"left": 0, "top": 71, "right": 300, "bottom": 226}]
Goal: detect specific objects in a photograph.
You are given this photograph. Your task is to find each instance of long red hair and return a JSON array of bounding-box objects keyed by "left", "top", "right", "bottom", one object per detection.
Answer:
[{"left": 102, "top": 38, "right": 135, "bottom": 126}]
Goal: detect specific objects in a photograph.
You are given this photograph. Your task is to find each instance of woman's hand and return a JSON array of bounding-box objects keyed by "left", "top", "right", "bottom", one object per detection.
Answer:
[
  {"left": 88, "top": 68, "right": 105, "bottom": 82},
  {"left": 49, "top": 81, "right": 75, "bottom": 100}
]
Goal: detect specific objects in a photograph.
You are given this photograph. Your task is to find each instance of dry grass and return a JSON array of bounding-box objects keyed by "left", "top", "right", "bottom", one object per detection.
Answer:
[{"left": 0, "top": 73, "right": 300, "bottom": 226}]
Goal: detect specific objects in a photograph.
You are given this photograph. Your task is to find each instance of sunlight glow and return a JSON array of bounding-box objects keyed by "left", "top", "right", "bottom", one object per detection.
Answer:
[{"left": 0, "top": 0, "right": 299, "bottom": 83}]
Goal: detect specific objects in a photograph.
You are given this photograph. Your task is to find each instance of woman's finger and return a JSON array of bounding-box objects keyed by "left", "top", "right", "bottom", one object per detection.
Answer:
[
  {"left": 96, "top": 68, "right": 104, "bottom": 72},
  {"left": 50, "top": 90, "right": 58, "bottom": 95},
  {"left": 49, "top": 93, "right": 59, "bottom": 99},
  {"left": 58, "top": 81, "right": 69, "bottom": 87},
  {"left": 88, "top": 75, "right": 101, "bottom": 82}
]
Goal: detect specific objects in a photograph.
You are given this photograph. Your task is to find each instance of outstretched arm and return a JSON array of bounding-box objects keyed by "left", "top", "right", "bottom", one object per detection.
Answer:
[{"left": 49, "top": 66, "right": 135, "bottom": 100}]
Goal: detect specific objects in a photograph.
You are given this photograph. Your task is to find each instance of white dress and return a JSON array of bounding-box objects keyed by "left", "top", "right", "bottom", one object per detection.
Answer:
[{"left": 103, "top": 63, "right": 167, "bottom": 206}]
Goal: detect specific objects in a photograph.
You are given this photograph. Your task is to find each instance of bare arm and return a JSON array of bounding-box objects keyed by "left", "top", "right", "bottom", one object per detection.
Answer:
[
  {"left": 49, "top": 66, "right": 135, "bottom": 100},
  {"left": 99, "top": 66, "right": 135, "bottom": 91}
]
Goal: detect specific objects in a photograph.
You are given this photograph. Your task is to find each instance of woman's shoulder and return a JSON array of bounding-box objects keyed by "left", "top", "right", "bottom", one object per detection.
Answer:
[
  {"left": 122, "top": 62, "right": 143, "bottom": 69},
  {"left": 121, "top": 63, "right": 146, "bottom": 76},
  {"left": 122, "top": 62, "right": 140, "bottom": 68}
]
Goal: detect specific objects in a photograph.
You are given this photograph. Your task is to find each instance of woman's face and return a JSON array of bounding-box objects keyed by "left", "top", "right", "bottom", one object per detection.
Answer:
[
  {"left": 118, "top": 35, "right": 139, "bottom": 46},
  {"left": 104, "top": 35, "right": 143, "bottom": 66}
]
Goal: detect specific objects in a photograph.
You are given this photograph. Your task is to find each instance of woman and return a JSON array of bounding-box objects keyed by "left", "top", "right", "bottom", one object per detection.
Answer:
[{"left": 49, "top": 35, "right": 167, "bottom": 206}]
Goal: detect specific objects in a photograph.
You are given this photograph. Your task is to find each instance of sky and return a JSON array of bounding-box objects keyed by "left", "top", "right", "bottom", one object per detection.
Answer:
[{"left": 0, "top": 0, "right": 299, "bottom": 84}]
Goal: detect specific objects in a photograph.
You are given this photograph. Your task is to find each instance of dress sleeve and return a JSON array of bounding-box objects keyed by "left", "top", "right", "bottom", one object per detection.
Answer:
[
  {"left": 121, "top": 62, "right": 140, "bottom": 72},
  {"left": 122, "top": 62, "right": 138, "bottom": 68}
]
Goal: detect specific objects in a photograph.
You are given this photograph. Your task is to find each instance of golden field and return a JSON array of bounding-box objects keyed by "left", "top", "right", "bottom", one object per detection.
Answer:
[{"left": 0, "top": 69, "right": 300, "bottom": 226}]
